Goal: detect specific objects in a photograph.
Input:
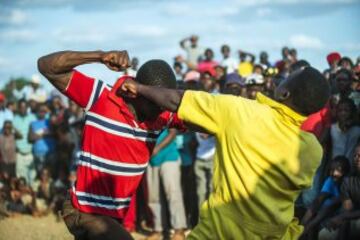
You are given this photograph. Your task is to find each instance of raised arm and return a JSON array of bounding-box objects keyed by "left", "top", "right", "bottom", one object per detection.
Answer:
[
  {"left": 120, "top": 80, "right": 184, "bottom": 112},
  {"left": 37, "top": 50, "right": 130, "bottom": 91},
  {"left": 179, "top": 37, "right": 190, "bottom": 49}
]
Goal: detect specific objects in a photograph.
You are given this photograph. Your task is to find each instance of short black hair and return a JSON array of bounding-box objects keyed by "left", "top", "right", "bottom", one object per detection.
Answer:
[
  {"left": 287, "top": 67, "right": 330, "bottom": 115},
  {"left": 336, "top": 68, "right": 353, "bottom": 82},
  {"left": 339, "top": 56, "right": 354, "bottom": 68},
  {"left": 173, "top": 61, "right": 182, "bottom": 69},
  {"left": 337, "top": 97, "right": 357, "bottom": 119},
  {"left": 331, "top": 155, "right": 351, "bottom": 176},
  {"left": 136, "top": 59, "right": 176, "bottom": 89},
  {"left": 289, "top": 60, "right": 310, "bottom": 73}
]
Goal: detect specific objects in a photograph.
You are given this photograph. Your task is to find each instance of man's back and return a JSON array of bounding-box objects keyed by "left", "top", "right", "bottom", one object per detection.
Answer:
[{"left": 178, "top": 91, "right": 323, "bottom": 239}]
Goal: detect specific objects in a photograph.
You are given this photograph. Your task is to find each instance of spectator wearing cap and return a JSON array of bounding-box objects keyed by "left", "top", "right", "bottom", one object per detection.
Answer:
[
  {"left": 220, "top": 45, "right": 238, "bottom": 74},
  {"left": 200, "top": 70, "right": 217, "bottom": 94},
  {"left": 197, "top": 48, "right": 218, "bottom": 76},
  {"left": 183, "top": 70, "right": 201, "bottom": 91},
  {"left": 245, "top": 73, "right": 265, "bottom": 99},
  {"left": 180, "top": 35, "right": 203, "bottom": 69},
  {"left": 324, "top": 52, "right": 342, "bottom": 89},
  {"left": 222, "top": 73, "right": 246, "bottom": 97},
  {"left": 12, "top": 74, "right": 47, "bottom": 103},
  {"left": 0, "top": 93, "right": 14, "bottom": 132}
]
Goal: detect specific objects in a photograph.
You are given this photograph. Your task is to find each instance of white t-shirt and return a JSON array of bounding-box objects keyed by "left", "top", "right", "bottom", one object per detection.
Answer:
[
  {"left": 184, "top": 44, "right": 203, "bottom": 67},
  {"left": 195, "top": 133, "right": 216, "bottom": 161},
  {"left": 221, "top": 57, "right": 238, "bottom": 73},
  {"left": 331, "top": 123, "right": 360, "bottom": 161}
]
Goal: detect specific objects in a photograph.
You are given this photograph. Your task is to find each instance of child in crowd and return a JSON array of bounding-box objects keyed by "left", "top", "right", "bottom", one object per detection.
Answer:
[
  {"left": 320, "top": 142, "right": 360, "bottom": 239},
  {"left": 301, "top": 156, "right": 350, "bottom": 239}
]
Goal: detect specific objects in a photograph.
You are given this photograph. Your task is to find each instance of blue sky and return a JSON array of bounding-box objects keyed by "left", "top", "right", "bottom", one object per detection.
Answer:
[{"left": 0, "top": 0, "right": 359, "bottom": 89}]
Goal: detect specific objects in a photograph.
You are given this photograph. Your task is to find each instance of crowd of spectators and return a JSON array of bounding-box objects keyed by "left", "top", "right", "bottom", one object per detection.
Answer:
[{"left": 0, "top": 35, "right": 360, "bottom": 240}]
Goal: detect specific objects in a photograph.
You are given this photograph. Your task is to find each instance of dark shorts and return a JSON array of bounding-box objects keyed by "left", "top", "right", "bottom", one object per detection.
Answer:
[{"left": 61, "top": 196, "right": 133, "bottom": 240}]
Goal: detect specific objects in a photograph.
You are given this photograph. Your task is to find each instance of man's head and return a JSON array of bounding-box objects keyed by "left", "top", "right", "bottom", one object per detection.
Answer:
[
  {"left": 18, "top": 99, "right": 28, "bottom": 116},
  {"left": 133, "top": 59, "right": 176, "bottom": 121},
  {"left": 354, "top": 143, "right": 360, "bottom": 174},
  {"left": 204, "top": 48, "right": 214, "bottom": 61},
  {"left": 245, "top": 73, "right": 265, "bottom": 99},
  {"left": 190, "top": 35, "right": 198, "bottom": 48},
  {"left": 335, "top": 68, "right": 353, "bottom": 95},
  {"left": 36, "top": 103, "right": 48, "bottom": 119},
  {"left": 329, "top": 156, "right": 350, "bottom": 182},
  {"left": 282, "top": 47, "right": 289, "bottom": 59},
  {"left": 327, "top": 52, "right": 341, "bottom": 69},
  {"left": 289, "top": 60, "right": 310, "bottom": 74},
  {"left": 173, "top": 62, "right": 183, "bottom": 74},
  {"left": 131, "top": 57, "right": 139, "bottom": 70},
  {"left": 223, "top": 73, "right": 245, "bottom": 96},
  {"left": 260, "top": 51, "right": 268, "bottom": 64},
  {"left": 31, "top": 74, "right": 41, "bottom": 90},
  {"left": 339, "top": 57, "right": 354, "bottom": 71},
  {"left": 274, "top": 66, "right": 330, "bottom": 116},
  {"left": 221, "top": 45, "right": 231, "bottom": 58},
  {"left": 2, "top": 120, "right": 13, "bottom": 136},
  {"left": 335, "top": 98, "right": 356, "bottom": 125}
]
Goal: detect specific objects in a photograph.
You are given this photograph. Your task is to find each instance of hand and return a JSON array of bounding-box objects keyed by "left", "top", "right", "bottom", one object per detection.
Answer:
[
  {"left": 152, "top": 146, "right": 160, "bottom": 157},
  {"left": 101, "top": 51, "right": 130, "bottom": 72},
  {"left": 119, "top": 79, "right": 140, "bottom": 98},
  {"left": 325, "top": 216, "right": 344, "bottom": 231}
]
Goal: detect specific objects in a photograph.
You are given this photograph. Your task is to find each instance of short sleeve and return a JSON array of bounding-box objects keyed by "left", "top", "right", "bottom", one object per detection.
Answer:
[
  {"left": 177, "top": 91, "right": 241, "bottom": 135},
  {"left": 321, "top": 177, "right": 335, "bottom": 194},
  {"left": 156, "top": 112, "right": 186, "bottom": 132},
  {"left": 63, "top": 70, "right": 105, "bottom": 111}
]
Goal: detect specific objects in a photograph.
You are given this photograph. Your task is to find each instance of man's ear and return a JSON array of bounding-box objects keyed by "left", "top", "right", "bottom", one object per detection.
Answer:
[{"left": 277, "top": 87, "right": 291, "bottom": 101}]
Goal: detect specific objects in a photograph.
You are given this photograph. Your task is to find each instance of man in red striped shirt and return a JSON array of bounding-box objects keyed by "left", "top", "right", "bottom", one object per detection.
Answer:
[{"left": 38, "top": 50, "right": 185, "bottom": 240}]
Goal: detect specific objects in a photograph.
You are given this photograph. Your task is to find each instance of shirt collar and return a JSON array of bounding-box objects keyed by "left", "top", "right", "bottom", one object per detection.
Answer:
[
  {"left": 256, "top": 92, "right": 306, "bottom": 126},
  {"left": 108, "top": 75, "right": 136, "bottom": 119}
]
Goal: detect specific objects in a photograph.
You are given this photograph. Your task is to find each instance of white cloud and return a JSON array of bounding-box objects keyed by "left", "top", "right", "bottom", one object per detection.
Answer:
[
  {"left": 120, "top": 25, "right": 167, "bottom": 38},
  {"left": 0, "top": 29, "right": 37, "bottom": 43},
  {"left": 289, "top": 34, "right": 324, "bottom": 49},
  {"left": 53, "top": 28, "right": 109, "bottom": 44},
  {"left": 0, "top": 9, "right": 28, "bottom": 26},
  {"left": 256, "top": 7, "right": 273, "bottom": 17}
]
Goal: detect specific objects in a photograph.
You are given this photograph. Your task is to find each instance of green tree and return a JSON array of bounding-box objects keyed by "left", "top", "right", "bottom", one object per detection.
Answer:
[{"left": 1, "top": 77, "right": 30, "bottom": 101}]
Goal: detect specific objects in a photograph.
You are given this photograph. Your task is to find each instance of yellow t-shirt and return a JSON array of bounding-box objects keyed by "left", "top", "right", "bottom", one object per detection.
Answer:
[
  {"left": 178, "top": 91, "right": 323, "bottom": 240},
  {"left": 238, "top": 61, "right": 253, "bottom": 77}
]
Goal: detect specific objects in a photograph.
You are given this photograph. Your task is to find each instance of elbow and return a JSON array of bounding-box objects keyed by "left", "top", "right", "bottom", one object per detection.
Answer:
[{"left": 37, "top": 56, "right": 47, "bottom": 75}]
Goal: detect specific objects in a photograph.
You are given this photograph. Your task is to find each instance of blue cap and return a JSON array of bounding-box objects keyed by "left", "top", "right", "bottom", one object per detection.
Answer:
[{"left": 225, "top": 73, "right": 245, "bottom": 87}]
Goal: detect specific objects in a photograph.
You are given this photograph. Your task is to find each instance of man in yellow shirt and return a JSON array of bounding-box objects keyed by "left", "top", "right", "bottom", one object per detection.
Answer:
[{"left": 120, "top": 67, "right": 330, "bottom": 239}]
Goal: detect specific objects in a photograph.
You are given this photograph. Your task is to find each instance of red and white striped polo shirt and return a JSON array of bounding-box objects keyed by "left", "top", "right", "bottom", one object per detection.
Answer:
[{"left": 63, "top": 70, "right": 185, "bottom": 219}]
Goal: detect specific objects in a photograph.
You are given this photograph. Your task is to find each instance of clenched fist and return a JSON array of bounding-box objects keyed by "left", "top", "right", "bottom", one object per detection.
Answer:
[{"left": 101, "top": 51, "right": 130, "bottom": 72}]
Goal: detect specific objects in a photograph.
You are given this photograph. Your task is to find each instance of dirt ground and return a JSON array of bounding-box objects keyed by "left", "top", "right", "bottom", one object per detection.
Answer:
[{"left": 0, "top": 214, "right": 145, "bottom": 240}]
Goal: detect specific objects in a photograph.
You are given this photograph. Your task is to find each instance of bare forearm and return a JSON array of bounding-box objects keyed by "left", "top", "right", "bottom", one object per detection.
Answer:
[
  {"left": 37, "top": 51, "right": 104, "bottom": 90},
  {"left": 138, "top": 85, "right": 184, "bottom": 112}
]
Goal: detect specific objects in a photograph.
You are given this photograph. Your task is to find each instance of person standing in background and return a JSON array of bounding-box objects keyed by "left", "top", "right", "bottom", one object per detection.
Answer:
[
  {"left": 13, "top": 99, "right": 37, "bottom": 186},
  {"left": 180, "top": 35, "right": 203, "bottom": 70},
  {"left": 147, "top": 129, "right": 187, "bottom": 240}
]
